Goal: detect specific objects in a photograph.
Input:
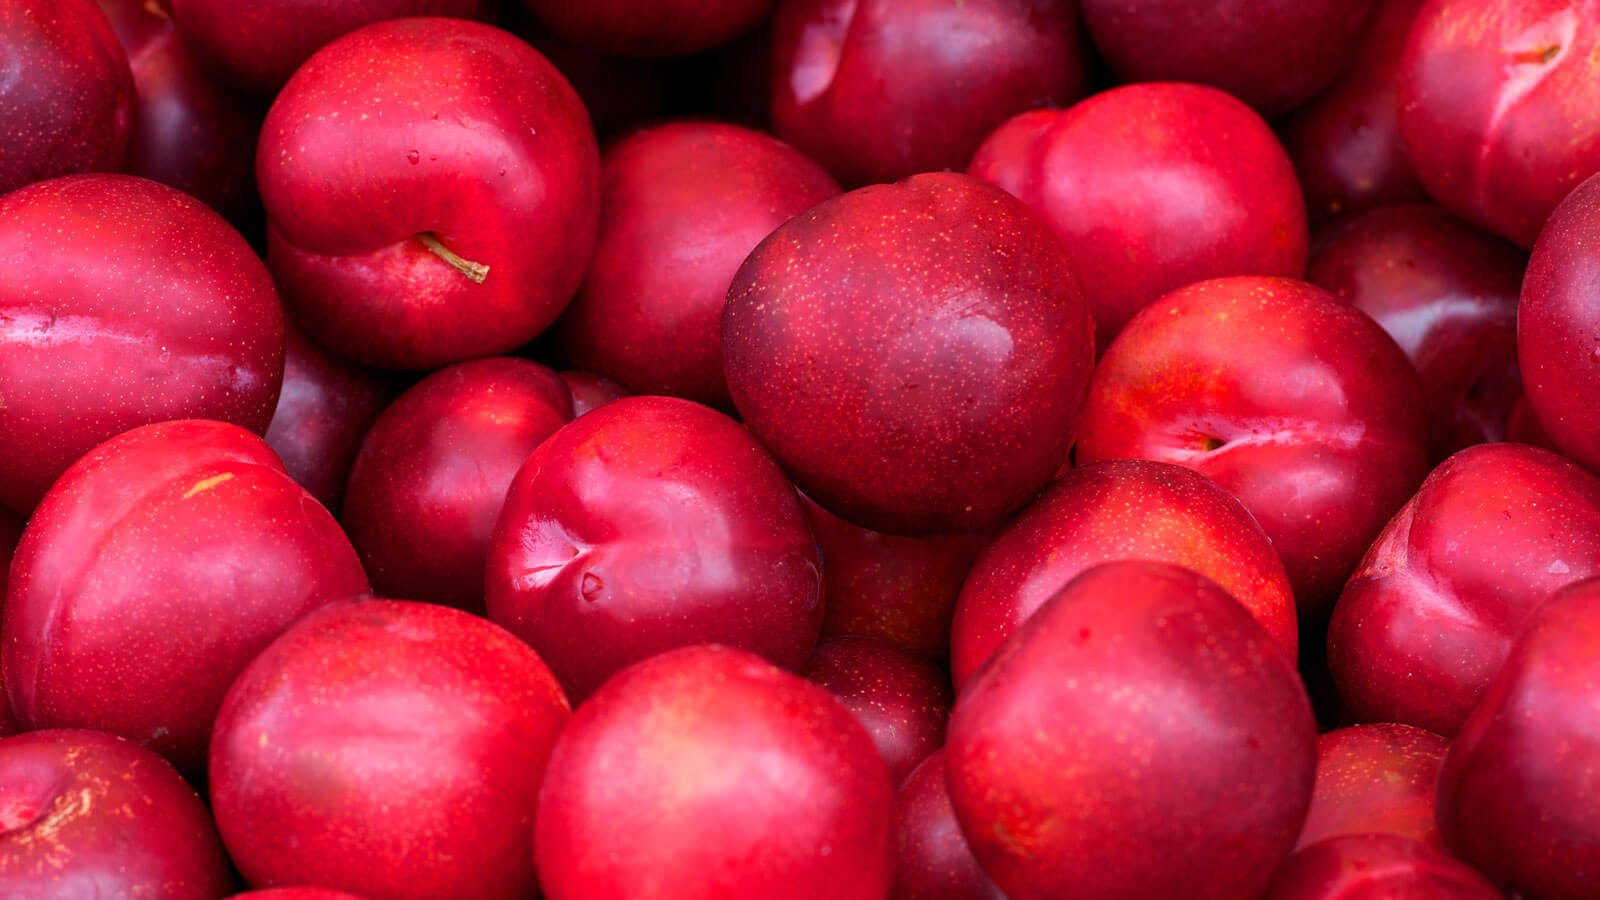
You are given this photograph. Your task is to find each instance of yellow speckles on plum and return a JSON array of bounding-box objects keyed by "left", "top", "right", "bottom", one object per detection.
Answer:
[{"left": 182, "top": 473, "right": 235, "bottom": 499}]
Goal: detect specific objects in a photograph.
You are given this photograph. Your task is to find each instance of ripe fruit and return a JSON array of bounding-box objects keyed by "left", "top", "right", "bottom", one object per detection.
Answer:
[
  {"left": 259, "top": 18, "right": 599, "bottom": 370},
  {"left": 1296, "top": 724, "right": 1450, "bottom": 851},
  {"left": 342, "top": 357, "right": 573, "bottom": 612},
  {"left": 724, "top": 172, "right": 1095, "bottom": 535},
  {"left": 0, "top": 174, "right": 284, "bottom": 515},
  {"left": 552, "top": 121, "right": 839, "bottom": 408},
  {"left": 1519, "top": 170, "right": 1600, "bottom": 472},
  {"left": 946, "top": 562, "right": 1317, "bottom": 900},
  {"left": 1077, "top": 276, "right": 1429, "bottom": 608},
  {"left": 210, "top": 599, "right": 571, "bottom": 900},
  {"left": 770, "top": 0, "right": 1091, "bottom": 187},
  {"left": 1307, "top": 203, "right": 1525, "bottom": 459},
  {"left": 1398, "top": 0, "right": 1600, "bottom": 248},
  {"left": 1280, "top": 0, "right": 1428, "bottom": 223},
  {"left": 3, "top": 420, "right": 370, "bottom": 773},
  {"left": 891, "top": 751, "right": 1005, "bottom": 900},
  {"left": 263, "top": 324, "right": 393, "bottom": 513},
  {"left": 0, "top": 0, "right": 134, "bottom": 195},
  {"left": 1328, "top": 442, "right": 1600, "bottom": 737},
  {"left": 534, "top": 645, "right": 896, "bottom": 900},
  {"left": 805, "top": 635, "right": 951, "bottom": 783},
  {"left": 1266, "top": 834, "right": 1501, "bottom": 900},
  {"left": 970, "top": 83, "right": 1308, "bottom": 349},
  {"left": 169, "top": 0, "right": 492, "bottom": 97},
  {"left": 1080, "top": 0, "right": 1376, "bottom": 117},
  {"left": 485, "top": 396, "right": 823, "bottom": 701},
  {"left": 0, "top": 729, "right": 233, "bottom": 899},
  {"left": 1436, "top": 578, "right": 1600, "bottom": 898}
]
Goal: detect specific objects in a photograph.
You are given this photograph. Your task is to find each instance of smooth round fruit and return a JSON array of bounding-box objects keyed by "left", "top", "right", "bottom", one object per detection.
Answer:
[
  {"left": 343, "top": 357, "right": 573, "bottom": 612},
  {"left": 1436, "top": 579, "right": 1600, "bottom": 898},
  {"left": 209, "top": 599, "right": 571, "bottom": 900},
  {"left": 1520, "top": 170, "right": 1600, "bottom": 472},
  {"left": 1266, "top": 835, "right": 1502, "bottom": 900},
  {"left": 805, "top": 636, "right": 951, "bottom": 783},
  {"left": 1280, "top": 0, "right": 1428, "bottom": 223},
  {"left": 0, "top": 174, "right": 284, "bottom": 515},
  {"left": 970, "top": 83, "right": 1309, "bottom": 349},
  {"left": 1328, "top": 442, "right": 1600, "bottom": 737},
  {"left": 485, "top": 396, "right": 823, "bottom": 701},
  {"left": 770, "top": 0, "right": 1091, "bottom": 187},
  {"left": 169, "top": 0, "right": 493, "bottom": 97},
  {"left": 946, "top": 561, "right": 1317, "bottom": 900},
  {"left": 1076, "top": 276, "right": 1429, "bottom": 608},
  {"left": 534, "top": 645, "right": 896, "bottom": 900},
  {"left": 0, "top": 729, "right": 233, "bottom": 899},
  {"left": 1079, "top": 0, "right": 1375, "bottom": 117},
  {"left": 0, "top": 0, "right": 135, "bottom": 195},
  {"left": 891, "top": 751, "right": 1005, "bottom": 900},
  {"left": 260, "top": 17, "right": 599, "bottom": 370},
  {"left": 1398, "top": 0, "right": 1600, "bottom": 247},
  {"left": 952, "top": 460, "right": 1297, "bottom": 688},
  {"left": 1296, "top": 724, "right": 1449, "bottom": 851},
  {"left": 1307, "top": 203, "right": 1525, "bottom": 459},
  {"left": 724, "top": 172, "right": 1095, "bottom": 535},
  {"left": 805, "top": 497, "right": 985, "bottom": 661},
  {"left": 263, "top": 323, "right": 392, "bottom": 513},
  {"left": 552, "top": 121, "right": 839, "bottom": 408},
  {"left": 3, "top": 420, "right": 370, "bottom": 774},
  {"left": 559, "top": 370, "right": 628, "bottom": 415}
]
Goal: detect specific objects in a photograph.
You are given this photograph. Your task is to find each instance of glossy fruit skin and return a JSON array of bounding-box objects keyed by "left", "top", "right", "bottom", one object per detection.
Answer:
[
  {"left": 343, "top": 358, "right": 573, "bottom": 612},
  {"left": 260, "top": 18, "right": 600, "bottom": 371},
  {"left": 1307, "top": 204, "right": 1525, "bottom": 460},
  {"left": 486, "top": 396, "right": 823, "bottom": 701},
  {"left": 1398, "top": 0, "right": 1600, "bottom": 248},
  {"left": 534, "top": 645, "right": 896, "bottom": 900},
  {"left": 1077, "top": 276, "right": 1430, "bottom": 608},
  {"left": 890, "top": 750, "right": 1005, "bottom": 900},
  {"left": 952, "top": 460, "right": 1297, "bottom": 688},
  {"left": 0, "top": 729, "right": 233, "bottom": 899},
  {"left": 0, "top": 0, "right": 135, "bottom": 195},
  {"left": 805, "top": 636, "right": 951, "bottom": 783},
  {"left": 1080, "top": 0, "right": 1375, "bottom": 118},
  {"left": 0, "top": 174, "right": 284, "bottom": 516},
  {"left": 209, "top": 598, "right": 571, "bottom": 900},
  {"left": 0, "top": 514, "right": 21, "bottom": 737},
  {"left": 169, "top": 0, "right": 492, "bottom": 97},
  {"left": 263, "top": 323, "right": 392, "bottom": 513},
  {"left": 1280, "top": 0, "right": 1428, "bottom": 224},
  {"left": 805, "top": 497, "right": 985, "bottom": 661},
  {"left": 552, "top": 122, "right": 839, "bottom": 409},
  {"left": 770, "top": 0, "right": 1091, "bottom": 187},
  {"left": 522, "top": 0, "right": 770, "bottom": 57},
  {"left": 559, "top": 369, "right": 628, "bottom": 416},
  {"left": 724, "top": 173, "right": 1095, "bottom": 536},
  {"left": 1436, "top": 580, "right": 1600, "bottom": 898},
  {"left": 1328, "top": 443, "right": 1600, "bottom": 737},
  {"left": 1297, "top": 724, "right": 1450, "bottom": 851},
  {"left": 96, "top": 0, "right": 262, "bottom": 228},
  {"left": 3, "top": 420, "right": 370, "bottom": 774},
  {"left": 969, "top": 83, "right": 1309, "bottom": 350},
  {"left": 946, "top": 561, "right": 1318, "bottom": 900},
  {"left": 1520, "top": 171, "right": 1600, "bottom": 472},
  {"left": 1266, "top": 835, "right": 1503, "bottom": 900},
  {"left": 228, "top": 892, "right": 370, "bottom": 900}
]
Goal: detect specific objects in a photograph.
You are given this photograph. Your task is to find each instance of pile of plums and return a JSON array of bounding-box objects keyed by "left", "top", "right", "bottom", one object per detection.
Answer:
[{"left": 4, "top": 0, "right": 1600, "bottom": 897}]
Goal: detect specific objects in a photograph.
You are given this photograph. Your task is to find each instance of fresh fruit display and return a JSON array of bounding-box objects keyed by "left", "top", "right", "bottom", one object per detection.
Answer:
[{"left": 4, "top": 4, "right": 1600, "bottom": 896}]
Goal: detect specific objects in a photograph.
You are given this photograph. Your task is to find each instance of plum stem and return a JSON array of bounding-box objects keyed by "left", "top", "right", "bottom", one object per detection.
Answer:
[{"left": 418, "top": 233, "right": 489, "bottom": 284}]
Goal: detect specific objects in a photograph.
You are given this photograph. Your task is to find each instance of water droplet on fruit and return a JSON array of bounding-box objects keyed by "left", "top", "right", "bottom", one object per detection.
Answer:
[
  {"left": 498, "top": 168, "right": 506, "bottom": 177},
  {"left": 406, "top": 150, "right": 420, "bottom": 165}
]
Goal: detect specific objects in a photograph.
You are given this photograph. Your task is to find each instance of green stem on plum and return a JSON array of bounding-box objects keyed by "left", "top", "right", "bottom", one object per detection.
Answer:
[{"left": 418, "top": 233, "right": 489, "bottom": 284}]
